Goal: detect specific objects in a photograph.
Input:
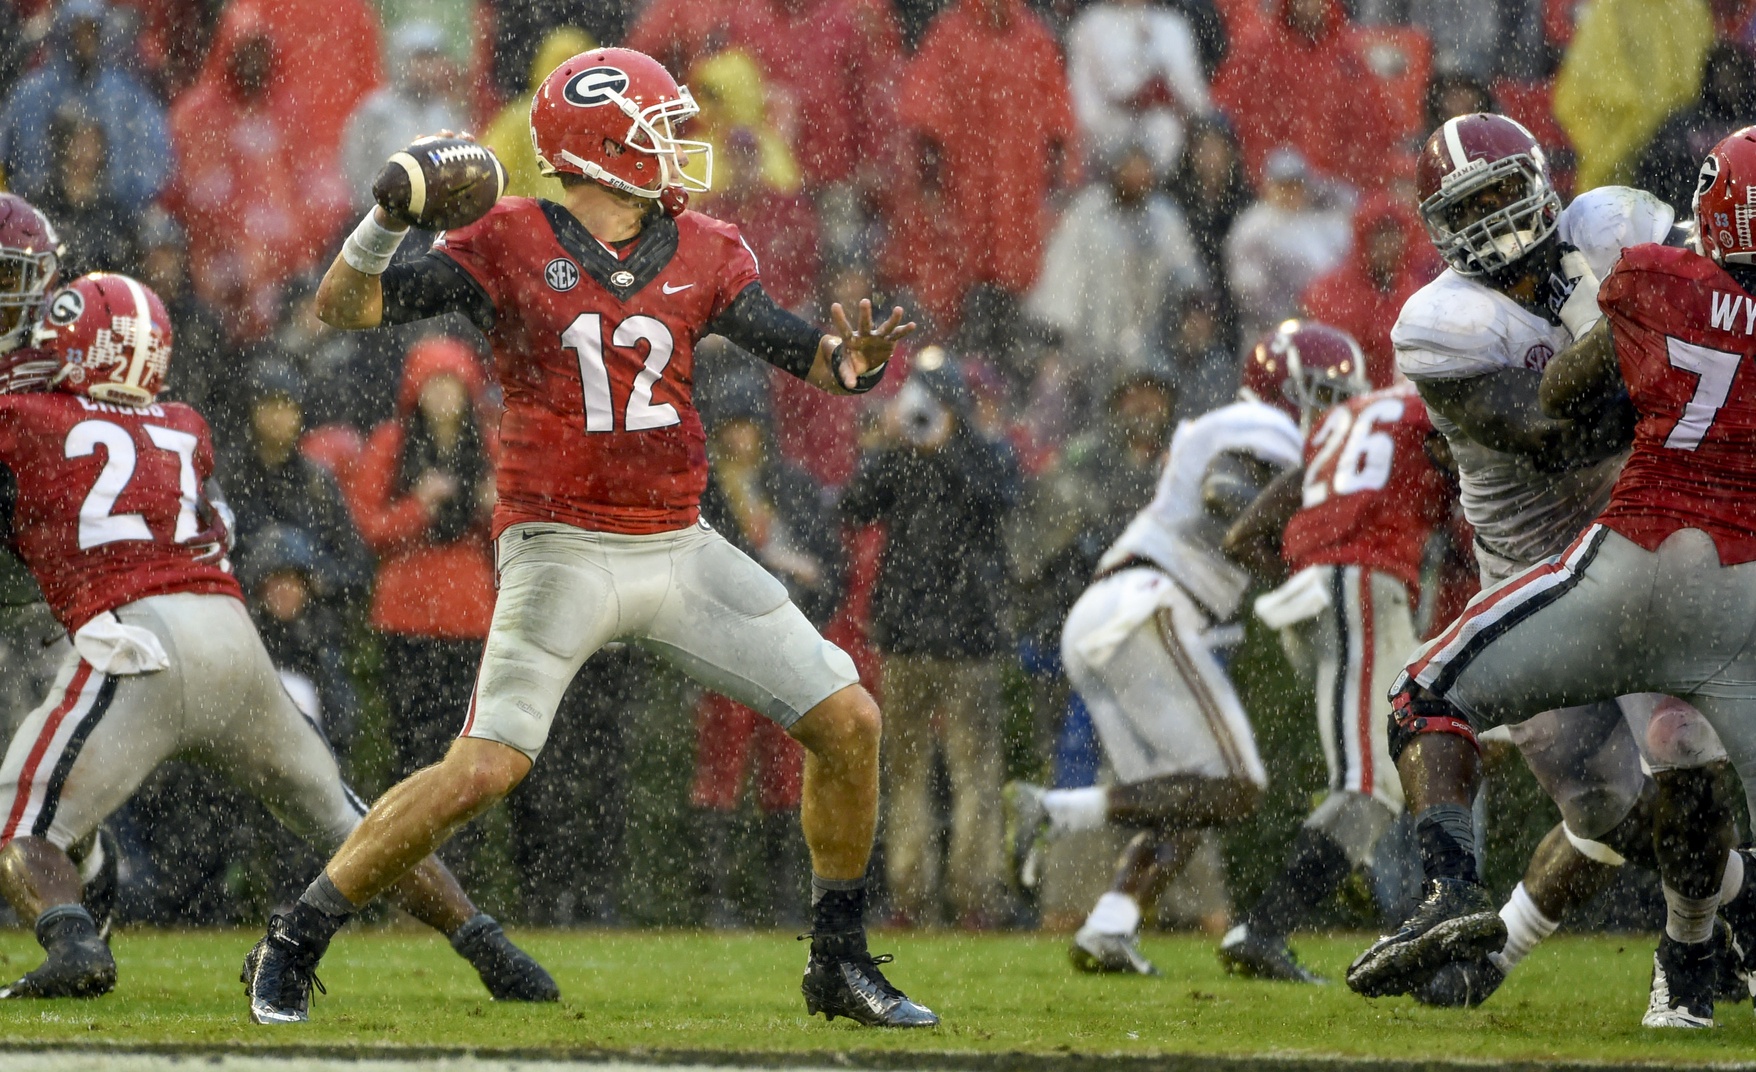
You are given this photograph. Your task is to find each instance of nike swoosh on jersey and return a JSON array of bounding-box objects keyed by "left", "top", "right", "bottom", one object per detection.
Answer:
[{"left": 661, "top": 282, "right": 695, "bottom": 294}]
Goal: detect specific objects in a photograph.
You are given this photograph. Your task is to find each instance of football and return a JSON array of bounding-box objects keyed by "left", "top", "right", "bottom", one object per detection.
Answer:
[{"left": 372, "top": 136, "right": 507, "bottom": 232}]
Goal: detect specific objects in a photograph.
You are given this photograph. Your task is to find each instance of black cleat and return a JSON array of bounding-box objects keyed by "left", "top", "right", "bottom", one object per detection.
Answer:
[
  {"left": 1414, "top": 955, "right": 1506, "bottom": 1008},
  {"left": 1719, "top": 847, "right": 1756, "bottom": 1003},
  {"left": 1347, "top": 878, "right": 1505, "bottom": 998},
  {"left": 0, "top": 906, "right": 115, "bottom": 999},
  {"left": 78, "top": 825, "right": 120, "bottom": 943},
  {"left": 1644, "top": 935, "right": 1716, "bottom": 1028},
  {"left": 1217, "top": 925, "right": 1326, "bottom": 984},
  {"left": 801, "top": 934, "right": 938, "bottom": 1027},
  {"left": 242, "top": 913, "right": 326, "bottom": 1024},
  {"left": 450, "top": 913, "right": 558, "bottom": 1002}
]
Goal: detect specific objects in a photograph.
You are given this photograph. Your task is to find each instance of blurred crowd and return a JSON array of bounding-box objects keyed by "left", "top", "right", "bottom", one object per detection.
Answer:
[{"left": 0, "top": 0, "right": 1752, "bottom": 932}]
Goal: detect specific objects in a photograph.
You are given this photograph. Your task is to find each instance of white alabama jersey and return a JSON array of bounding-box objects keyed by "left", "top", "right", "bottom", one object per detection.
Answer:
[
  {"left": 1391, "top": 186, "right": 1674, "bottom": 580},
  {"left": 1099, "top": 400, "right": 1302, "bottom": 619}
]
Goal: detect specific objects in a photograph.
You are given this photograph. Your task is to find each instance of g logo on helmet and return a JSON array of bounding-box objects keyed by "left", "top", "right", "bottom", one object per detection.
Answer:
[
  {"left": 562, "top": 67, "right": 630, "bottom": 108},
  {"left": 47, "top": 289, "right": 83, "bottom": 326},
  {"left": 1698, "top": 153, "right": 1722, "bottom": 200}
]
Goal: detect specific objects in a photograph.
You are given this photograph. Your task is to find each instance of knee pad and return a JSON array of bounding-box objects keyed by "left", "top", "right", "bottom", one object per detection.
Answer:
[
  {"left": 1387, "top": 689, "right": 1479, "bottom": 764},
  {"left": 1644, "top": 697, "right": 1728, "bottom": 770}
]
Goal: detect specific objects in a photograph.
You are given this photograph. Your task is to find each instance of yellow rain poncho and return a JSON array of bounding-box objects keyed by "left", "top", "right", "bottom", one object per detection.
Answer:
[{"left": 1554, "top": 0, "right": 1712, "bottom": 191}]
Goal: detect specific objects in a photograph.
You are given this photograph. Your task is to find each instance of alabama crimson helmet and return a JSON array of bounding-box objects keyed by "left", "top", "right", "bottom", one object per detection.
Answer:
[
  {"left": 1240, "top": 320, "right": 1369, "bottom": 425},
  {"left": 1416, "top": 113, "right": 1562, "bottom": 276},
  {"left": 529, "top": 47, "right": 711, "bottom": 201},
  {"left": 1694, "top": 126, "right": 1756, "bottom": 266},
  {"left": 35, "top": 273, "right": 173, "bottom": 406},
  {"left": 0, "top": 193, "right": 62, "bottom": 355}
]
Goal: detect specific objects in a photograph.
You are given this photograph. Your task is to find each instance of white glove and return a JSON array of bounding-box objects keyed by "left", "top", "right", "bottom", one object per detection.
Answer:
[{"left": 1557, "top": 248, "right": 1604, "bottom": 341}]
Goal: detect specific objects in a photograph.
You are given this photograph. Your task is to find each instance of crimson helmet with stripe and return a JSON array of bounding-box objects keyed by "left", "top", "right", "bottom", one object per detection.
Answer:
[
  {"left": 1240, "top": 319, "right": 1369, "bottom": 427},
  {"left": 34, "top": 273, "right": 173, "bottom": 407},
  {"left": 0, "top": 193, "right": 62, "bottom": 355},
  {"left": 1694, "top": 126, "right": 1756, "bottom": 266},
  {"left": 1416, "top": 113, "right": 1561, "bottom": 276}
]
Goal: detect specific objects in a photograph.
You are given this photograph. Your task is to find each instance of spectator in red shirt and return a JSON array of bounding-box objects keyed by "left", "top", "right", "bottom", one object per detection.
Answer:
[
  {"left": 1299, "top": 193, "right": 1437, "bottom": 387},
  {"left": 1211, "top": 0, "right": 1400, "bottom": 191},
  {"left": 344, "top": 337, "right": 497, "bottom": 784},
  {"left": 886, "top": 0, "right": 1080, "bottom": 328},
  {"left": 164, "top": 2, "right": 378, "bottom": 339}
]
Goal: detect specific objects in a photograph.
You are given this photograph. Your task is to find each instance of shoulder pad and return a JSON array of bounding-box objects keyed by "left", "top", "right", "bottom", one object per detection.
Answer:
[
  {"left": 1560, "top": 187, "right": 1676, "bottom": 280},
  {"left": 1392, "top": 275, "right": 1516, "bottom": 379}
]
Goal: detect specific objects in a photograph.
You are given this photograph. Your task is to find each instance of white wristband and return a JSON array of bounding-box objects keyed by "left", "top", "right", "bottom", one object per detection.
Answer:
[{"left": 341, "top": 211, "right": 408, "bottom": 275}]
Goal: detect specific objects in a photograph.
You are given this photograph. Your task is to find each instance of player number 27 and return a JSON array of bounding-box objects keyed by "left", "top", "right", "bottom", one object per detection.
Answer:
[
  {"left": 66, "top": 420, "right": 201, "bottom": 550},
  {"left": 1662, "top": 336, "right": 1741, "bottom": 451},
  {"left": 561, "top": 313, "right": 680, "bottom": 433},
  {"left": 1302, "top": 398, "right": 1402, "bottom": 506}
]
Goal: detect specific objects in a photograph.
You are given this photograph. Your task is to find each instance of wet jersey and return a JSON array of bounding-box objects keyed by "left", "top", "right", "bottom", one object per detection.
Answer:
[
  {"left": 1099, "top": 400, "right": 1302, "bottom": 620},
  {"left": 432, "top": 197, "right": 761, "bottom": 535},
  {"left": 1392, "top": 186, "right": 1676, "bottom": 581},
  {"left": 1282, "top": 382, "right": 1451, "bottom": 591},
  {"left": 1597, "top": 243, "right": 1756, "bottom": 564},
  {"left": 0, "top": 392, "right": 239, "bottom": 630}
]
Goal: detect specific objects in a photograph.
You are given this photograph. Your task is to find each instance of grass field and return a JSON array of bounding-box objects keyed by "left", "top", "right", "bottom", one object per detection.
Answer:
[{"left": 3, "top": 927, "right": 1756, "bottom": 1067}]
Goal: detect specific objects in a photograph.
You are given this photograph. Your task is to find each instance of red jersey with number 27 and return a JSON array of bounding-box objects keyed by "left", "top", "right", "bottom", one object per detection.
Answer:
[
  {"left": 433, "top": 197, "right": 761, "bottom": 536},
  {"left": 0, "top": 392, "right": 240, "bottom": 631},
  {"left": 1598, "top": 243, "right": 1756, "bottom": 563},
  {"left": 1281, "top": 382, "right": 1452, "bottom": 591}
]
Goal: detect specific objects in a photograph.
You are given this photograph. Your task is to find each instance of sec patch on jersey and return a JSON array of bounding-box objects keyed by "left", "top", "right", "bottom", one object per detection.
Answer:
[{"left": 373, "top": 136, "right": 507, "bottom": 231}]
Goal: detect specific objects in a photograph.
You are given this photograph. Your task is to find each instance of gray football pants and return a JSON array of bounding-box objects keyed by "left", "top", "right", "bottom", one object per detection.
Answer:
[
  {"left": 0, "top": 592, "right": 364, "bottom": 853},
  {"left": 1402, "top": 526, "right": 1756, "bottom": 822}
]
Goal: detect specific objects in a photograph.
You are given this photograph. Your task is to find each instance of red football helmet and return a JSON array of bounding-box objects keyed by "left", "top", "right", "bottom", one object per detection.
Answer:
[
  {"left": 1416, "top": 113, "right": 1562, "bottom": 276},
  {"left": 1694, "top": 126, "right": 1756, "bottom": 266},
  {"left": 529, "top": 47, "right": 711, "bottom": 201},
  {"left": 1240, "top": 320, "right": 1369, "bottom": 425},
  {"left": 0, "top": 348, "right": 60, "bottom": 395},
  {"left": 35, "top": 273, "right": 173, "bottom": 406},
  {"left": 0, "top": 193, "right": 62, "bottom": 355}
]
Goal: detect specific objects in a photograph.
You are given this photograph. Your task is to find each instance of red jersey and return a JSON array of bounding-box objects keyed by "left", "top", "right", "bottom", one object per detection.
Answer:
[
  {"left": 1597, "top": 243, "right": 1756, "bottom": 564},
  {"left": 433, "top": 197, "right": 761, "bottom": 535},
  {"left": 0, "top": 392, "right": 240, "bottom": 630},
  {"left": 1281, "top": 382, "right": 1452, "bottom": 591}
]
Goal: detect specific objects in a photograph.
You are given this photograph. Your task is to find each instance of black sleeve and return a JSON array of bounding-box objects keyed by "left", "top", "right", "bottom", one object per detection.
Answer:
[
  {"left": 380, "top": 251, "right": 496, "bottom": 334},
  {"left": 704, "top": 283, "right": 821, "bottom": 380}
]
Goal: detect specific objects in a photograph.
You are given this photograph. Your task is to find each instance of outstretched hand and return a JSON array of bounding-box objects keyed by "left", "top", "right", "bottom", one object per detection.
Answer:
[{"left": 816, "top": 299, "right": 917, "bottom": 392}]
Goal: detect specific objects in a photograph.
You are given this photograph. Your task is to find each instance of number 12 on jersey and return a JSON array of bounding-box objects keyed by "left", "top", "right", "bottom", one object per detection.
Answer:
[{"left": 561, "top": 313, "right": 681, "bottom": 433}]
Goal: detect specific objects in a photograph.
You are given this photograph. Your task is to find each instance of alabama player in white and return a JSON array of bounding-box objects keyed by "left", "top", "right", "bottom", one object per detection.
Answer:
[
  {"left": 1347, "top": 113, "right": 1749, "bottom": 1006},
  {"left": 244, "top": 48, "right": 935, "bottom": 1028},
  {"left": 1367, "top": 126, "right": 1756, "bottom": 1026},
  {"left": 0, "top": 272, "right": 555, "bottom": 1003},
  {"left": 1005, "top": 324, "right": 1361, "bottom": 975}
]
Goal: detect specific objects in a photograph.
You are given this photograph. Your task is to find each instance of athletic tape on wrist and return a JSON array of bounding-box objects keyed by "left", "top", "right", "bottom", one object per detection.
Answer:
[{"left": 341, "top": 211, "right": 408, "bottom": 275}]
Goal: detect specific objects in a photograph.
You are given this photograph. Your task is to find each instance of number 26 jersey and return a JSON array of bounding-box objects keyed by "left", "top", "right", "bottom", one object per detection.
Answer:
[
  {"left": 1281, "top": 382, "right": 1453, "bottom": 593},
  {"left": 0, "top": 392, "right": 240, "bottom": 631},
  {"left": 433, "top": 197, "right": 761, "bottom": 536}
]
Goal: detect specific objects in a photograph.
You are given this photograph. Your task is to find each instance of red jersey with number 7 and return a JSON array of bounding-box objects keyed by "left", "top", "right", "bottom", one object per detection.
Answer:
[
  {"left": 1281, "top": 382, "right": 1453, "bottom": 592},
  {"left": 1597, "top": 243, "right": 1756, "bottom": 563},
  {"left": 0, "top": 392, "right": 240, "bottom": 631},
  {"left": 432, "top": 196, "right": 761, "bottom": 536}
]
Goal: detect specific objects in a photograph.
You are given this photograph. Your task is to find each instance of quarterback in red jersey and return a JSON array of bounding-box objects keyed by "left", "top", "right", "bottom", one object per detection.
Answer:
[
  {"left": 1365, "top": 127, "right": 1756, "bottom": 1027},
  {"left": 0, "top": 273, "right": 556, "bottom": 1005},
  {"left": 246, "top": 47, "right": 936, "bottom": 1028},
  {"left": 1218, "top": 326, "right": 1454, "bottom": 983}
]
